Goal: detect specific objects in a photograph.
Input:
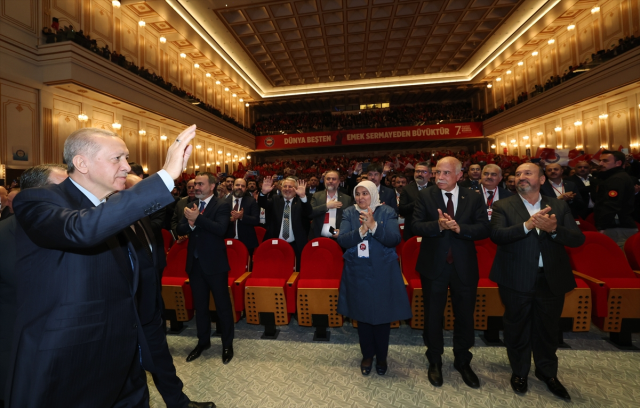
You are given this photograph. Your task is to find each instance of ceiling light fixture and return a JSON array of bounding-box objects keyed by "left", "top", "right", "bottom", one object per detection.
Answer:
[
  {"left": 196, "top": 145, "right": 201, "bottom": 149},
  {"left": 490, "top": 144, "right": 496, "bottom": 149},
  {"left": 112, "top": 1, "right": 121, "bottom": 8},
  {"left": 224, "top": 87, "right": 229, "bottom": 92},
  {"left": 180, "top": 53, "right": 186, "bottom": 58},
  {"left": 194, "top": 63, "right": 199, "bottom": 68},
  {"left": 536, "top": 132, "right": 543, "bottom": 136},
  {"left": 506, "top": 70, "right": 512, "bottom": 74},
  {"left": 500, "top": 142, "right": 507, "bottom": 146},
  {"left": 207, "top": 147, "right": 213, "bottom": 151},
  {"left": 523, "top": 135, "right": 529, "bottom": 140},
  {"left": 218, "top": 150, "right": 222, "bottom": 154},
  {"left": 487, "top": 83, "right": 492, "bottom": 88},
  {"left": 532, "top": 51, "right": 538, "bottom": 56},
  {"left": 159, "top": 36, "right": 166, "bottom": 43},
  {"left": 567, "top": 24, "right": 575, "bottom": 30},
  {"left": 226, "top": 152, "right": 231, "bottom": 156},
  {"left": 138, "top": 20, "right": 145, "bottom": 27},
  {"left": 518, "top": 61, "right": 524, "bottom": 66},
  {"left": 232, "top": 93, "right": 237, "bottom": 97},
  {"left": 247, "top": 155, "right": 251, "bottom": 159},
  {"left": 496, "top": 77, "right": 502, "bottom": 81},
  {"left": 206, "top": 73, "right": 211, "bottom": 77},
  {"left": 239, "top": 98, "right": 244, "bottom": 102},
  {"left": 215, "top": 80, "right": 221, "bottom": 85},
  {"left": 77, "top": 112, "right": 88, "bottom": 122},
  {"left": 245, "top": 103, "right": 250, "bottom": 107},
  {"left": 591, "top": 6, "right": 600, "bottom": 13}
]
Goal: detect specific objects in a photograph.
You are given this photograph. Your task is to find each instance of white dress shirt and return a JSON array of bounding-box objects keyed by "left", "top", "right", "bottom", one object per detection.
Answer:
[
  {"left": 321, "top": 192, "right": 338, "bottom": 238},
  {"left": 232, "top": 196, "right": 242, "bottom": 239},
  {"left": 279, "top": 198, "right": 295, "bottom": 243},
  {"left": 520, "top": 193, "right": 544, "bottom": 267},
  {"left": 440, "top": 184, "right": 460, "bottom": 215}
]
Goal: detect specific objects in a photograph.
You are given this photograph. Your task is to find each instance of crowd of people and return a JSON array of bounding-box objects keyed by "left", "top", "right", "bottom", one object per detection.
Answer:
[
  {"left": 486, "top": 35, "right": 640, "bottom": 119},
  {"left": 0, "top": 122, "right": 637, "bottom": 407},
  {"left": 250, "top": 102, "right": 484, "bottom": 135},
  {"left": 42, "top": 19, "right": 250, "bottom": 133}
]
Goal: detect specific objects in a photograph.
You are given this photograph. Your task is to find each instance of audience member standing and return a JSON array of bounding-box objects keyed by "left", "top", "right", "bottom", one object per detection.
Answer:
[
  {"left": 348, "top": 163, "right": 397, "bottom": 213},
  {"left": 225, "top": 178, "right": 260, "bottom": 255},
  {"left": 171, "top": 179, "right": 196, "bottom": 240},
  {"left": 567, "top": 160, "right": 596, "bottom": 216},
  {"left": 593, "top": 151, "right": 637, "bottom": 248},
  {"left": 309, "top": 170, "right": 352, "bottom": 239},
  {"left": 479, "top": 164, "right": 513, "bottom": 220},
  {"left": 490, "top": 163, "right": 584, "bottom": 400},
  {"left": 337, "top": 181, "right": 411, "bottom": 377},
  {"left": 399, "top": 162, "right": 433, "bottom": 240},
  {"left": 412, "top": 157, "right": 490, "bottom": 389},
  {"left": 178, "top": 173, "right": 235, "bottom": 365},
  {"left": 458, "top": 163, "right": 482, "bottom": 192},
  {"left": 540, "top": 163, "right": 585, "bottom": 219}
]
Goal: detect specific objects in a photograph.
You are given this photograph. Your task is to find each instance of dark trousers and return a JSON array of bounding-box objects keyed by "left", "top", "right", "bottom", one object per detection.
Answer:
[
  {"left": 287, "top": 240, "right": 302, "bottom": 270},
  {"left": 499, "top": 272, "right": 565, "bottom": 378},
  {"left": 143, "top": 313, "right": 190, "bottom": 408},
  {"left": 421, "top": 262, "right": 477, "bottom": 365},
  {"left": 190, "top": 259, "right": 234, "bottom": 348},
  {"left": 112, "top": 350, "right": 149, "bottom": 408},
  {"left": 357, "top": 322, "right": 391, "bottom": 362}
]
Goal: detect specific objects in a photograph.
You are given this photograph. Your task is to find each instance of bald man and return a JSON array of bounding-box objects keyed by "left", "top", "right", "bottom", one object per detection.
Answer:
[{"left": 540, "top": 163, "right": 585, "bottom": 218}]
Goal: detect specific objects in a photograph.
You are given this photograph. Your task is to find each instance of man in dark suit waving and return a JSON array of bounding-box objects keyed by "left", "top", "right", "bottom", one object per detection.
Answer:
[
  {"left": 6, "top": 125, "right": 196, "bottom": 408},
  {"left": 258, "top": 176, "right": 311, "bottom": 268},
  {"left": 490, "top": 163, "right": 584, "bottom": 400},
  {"left": 310, "top": 170, "right": 352, "bottom": 239},
  {"left": 225, "top": 178, "right": 260, "bottom": 254},
  {"left": 178, "top": 172, "right": 234, "bottom": 365},
  {"left": 412, "top": 157, "right": 490, "bottom": 389}
]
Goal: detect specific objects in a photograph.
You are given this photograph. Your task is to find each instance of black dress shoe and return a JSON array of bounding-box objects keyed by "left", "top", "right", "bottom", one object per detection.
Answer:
[
  {"left": 187, "top": 402, "right": 216, "bottom": 408},
  {"left": 375, "top": 360, "right": 388, "bottom": 376},
  {"left": 222, "top": 346, "right": 234, "bottom": 364},
  {"left": 535, "top": 370, "right": 571, "bottom": 401},
  {"left": 361, "top": 357, "right": 373, "bottom": 376},
  {"left": 510, "top": 374, "right": 528, "bottom": 394},
  {"left": 454, "top": 363, "right": 480, "bottom": 389},
  {"left": 186, "top": 344, "right": 210, "bottom": 362},
  {"left": 427, "top": 362, "right": 443, "bottom": 387}
]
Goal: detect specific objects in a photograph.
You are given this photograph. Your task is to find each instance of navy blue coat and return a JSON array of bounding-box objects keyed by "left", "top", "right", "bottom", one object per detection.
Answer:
[{"left": 336, "top": 205, "right": 412, "bottom": 325}]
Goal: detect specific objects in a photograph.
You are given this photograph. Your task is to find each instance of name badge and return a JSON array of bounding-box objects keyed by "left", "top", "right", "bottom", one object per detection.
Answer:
[
  {"left": 487, "top": 208, "right": 492, "bottom": 220},
  {"left": 358, "top": 241, "right": 370, "bottom": 258}
]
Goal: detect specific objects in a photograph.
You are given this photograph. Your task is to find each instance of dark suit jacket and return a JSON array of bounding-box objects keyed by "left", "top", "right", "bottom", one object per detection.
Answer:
[
  {"left": 540, "top": 179, "right": 586, "bottom": 218},
  {"left": 484, "top": 187, "right": 514, "bottom": 203},
  {"left": 489, "top": 194, "right": 585, "bottom": 295},
  {"left": 567, "top": 174, "right": 594, "bottom": 207},
  {"left": 177, "top": 196, "right": 230, "bottom": 275},
  {"left": 258, "top": 193, "right": 312, "bottom": 254},
  {"left": 411, "top": 185, "right": 490, "bottom": 285},
  {"left": 171, "top": 196, "right": 197, "bottom": 237},
  {"left": 225, "top": 195, "right": 260, "bottom": 249},
  {"left": 7, "top": 174, "right": 174, "bottom": 408},
  {"left": 306, "top": 184, "right": 324, "bottom": 195},
  {"left": 458, "top": 179, "right": 482, "bottom": 192},
  {"left": 309, "top": 190, "right": 353, "bottom": 239},
  {"left": 398, "top": 181, "right": 433, "bottom": 240},
  {"left": 1, "top": 206, "right": 12, "bottom": 220},
  {"left": 0, "top": 217, "right": 17, "bottom": 399}
]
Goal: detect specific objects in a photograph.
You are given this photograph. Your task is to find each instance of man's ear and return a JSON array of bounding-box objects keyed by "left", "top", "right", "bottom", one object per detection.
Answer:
[{"left": 72, "top": 155, "right": 89, "bottom": 175}]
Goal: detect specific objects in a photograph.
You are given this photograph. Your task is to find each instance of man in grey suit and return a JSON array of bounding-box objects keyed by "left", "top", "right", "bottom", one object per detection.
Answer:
[
  {"left": 171, "top": 179, "right": 196, "bottom": 240},
  {"left": 310, "top": 170, "right": 352, "bottom": 239},
  {"left": 490, "top": 163, "right": 584, "bottom": 401},
  {"left": 0, "top": 164, "right": 67, "bottom": 408}
]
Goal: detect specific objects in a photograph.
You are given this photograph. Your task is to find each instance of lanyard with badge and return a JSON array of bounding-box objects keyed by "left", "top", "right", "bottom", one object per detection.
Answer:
[
  {"left": 482, "top": 186, "right": 495, "bottom": 219},
  {"left": 357, "top": 214, "right": 370, "bottom": 258}
]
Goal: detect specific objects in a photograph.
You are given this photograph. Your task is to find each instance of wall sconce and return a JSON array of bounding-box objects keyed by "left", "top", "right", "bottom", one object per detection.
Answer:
[
  {"left": 599, "top": 113, "right": 608, "bottom": 119},
  {"left": 160, "top": 135, "right": 167, "bottom": 141},
  {"left": 574, "top": 121, "right": 582, "bottom": 126},
  {"left": 532, "top": 51, "right": 538, "bottom": 56},
  {"left": 591, "top": 6, "right": 600, "bottom": 13},
  {"left": 112, "top": 1, "right": 121, "bottom": 8},
  {"left": 500, "top": 142, "right": 507, "bottom": 147},
  {"left": 194, "top": 63, "right": 200, "bottom": 68},
  {"left": 548, "top": 39, "right": 555, "bottom": 44},
  {"left": 111, "top": 121, "right": 121, "bottom": 130},
  {"left": 536, "top": 131, "right": 543, "bottom": 136},
  {"left": 232, "top": 158, "right": 236, "bottom": 162},
  {"left": 523, "top": 135, "right": 529, "bottom": 140},
  {"left": 554, "top": 126, "right": 562, "bottom": 131},
  {"left": 224, "top": 87, "right": 229, "bottom": 92},
  {"left": 206, "top": 163, "right": 210, "bottom": 166},
  {"left": 486, "top": 83, "right": 492, "bottom": 88},
  {"left": 215, "top": 80, "right": 221, "bottom": 85},
  {"left": 506, "top": 70, "right": 512, "bottom": 74},
  {"left": 240, "top": 156, "right": 245, "bottom": 160},
  {"left": 525, "top": 144, "right": 531, "bottom": 148},
  {"left": 557, "top": 144, "right": 563, "bottom": 149},
  {"left": 517, "top": 61, "right": 524, "bottom": 66},
  {"left": 138, "top": 129, "right": 146, "bottom": 136},
  {"left": 567, "top": 24, "right": 575, "bottom": 30},
  {"left": 496, "top": 77, "right": 501, "bottom": 82},
  {"left": 226, "top": 152, "right": 231, "bottom": 156},
  {"left": 246, "top": 155, "right": 251, "bottom": 159},
  {"left": 180, "top": 53, "right": 186, "bottom": 58},
  {"left": 239, "top": 98, "right": 244, "bottom": 102},
  {"left": 540, "top": 144, "right": 546, "bottom": 148},
  {"left": 159, "top": 36, "right": 166, "bottom": 43},
  {"left": 216, "top": 161, "right": 220, "bottom": 165},
  {"left": 490, "top": 144, "right": 496, "bottom": 149},
  {"left": 232, "top": 93, "right": 237, "bottom": 97},
  {"left": 207, "top": 147, "right": 213, "bottom": 151},
  {"left": 510, "top": 139, "right": 516, "bottom": 144},
  {"left": 218, "top": 150, "right": 223, "bottom": 154},
  {"left": 143, "top": 167, "right": 148, "bottom": 172},
  {"left": 138, "top": 20, "right": 145, "bottom": 27},
  {"left": 195, "top": 165, "right": 199, "bottom": 169},
  {"left": 78, "top": 112, "right": 88, "bottom": 122},
  {"left": 195, "top": 145, "right": 201, "bottom": 149},
  {"left": 245, "top": 103, "right": 250, "bottom": 107},
  {"left": 206, "top": 73, "right": 211, "bottom": 78}
]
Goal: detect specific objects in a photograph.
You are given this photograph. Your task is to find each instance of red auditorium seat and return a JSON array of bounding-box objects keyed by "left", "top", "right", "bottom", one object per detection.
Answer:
[
  {"left": 567, "top": 231, "right": 640, "bottom": 347},
  {"left": 208, "top": 239, "right": 251, "bottom": 323},
  {"left": 624, "top": 232, "right": 640, "bottom": 270},
  {"left": 254, "top": 226, "right": 266, "bottom": 244},
  {"left": 401, "top": 236, "right": 423, "bottom": 329},
  {"left": 296, "top": 238, "right": 344, "bottom": 339},
  {"left": 161, "top": 229, "right": 174, "bottom": 254},
  {"left": 161, "top": 240, "right": 194, "bottom": 333},
  {"left": 244, "top": 238, "right": 298, "bottom": 338}
]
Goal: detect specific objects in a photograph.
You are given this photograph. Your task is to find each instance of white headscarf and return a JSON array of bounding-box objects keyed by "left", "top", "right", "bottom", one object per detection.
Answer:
[{"left": 354, "top": 180, "right": 381, "bottom": 213}]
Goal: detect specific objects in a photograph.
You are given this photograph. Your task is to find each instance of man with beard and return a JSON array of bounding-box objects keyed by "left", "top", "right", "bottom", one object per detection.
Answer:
[
  {"left": 222, "top": 176, "right": 234, "bottom": 199},
  {"left": 479, "top": 164, "right": 513, "bottom": 220},
  {"left": 310, "top": 170, "right": 352, "bottom": 239},
  {"left": 540, "top": 163, "right": 585, "bottom": 219},
  {"left": 247, "top": 180, "right": 259, "bottom": 201},
  {"left": 593, "top": 151, "right": 637, "bottom": 249},
  {"left": 490, "top": 163, "right": 584, "bottom": 400},
  {"left": 171, "top": 179, "right": 196, "bottom": 241},
  {"left": 178, "top": 173, "right": 234, "bottom": 364},
  {"left": 225, "top": 178, "right": 260, "bottom": 255},
  {"left": 458, "top": 163, "right": 482, "bottom": 192},
  {"left": 399, "top": 162, "right": 433, "bottom": 240}
]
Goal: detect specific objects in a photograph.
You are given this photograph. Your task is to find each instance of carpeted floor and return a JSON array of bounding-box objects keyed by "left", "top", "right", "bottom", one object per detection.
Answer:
[{"left": 148, "top": 319, "right": 640, "bottom": 407}]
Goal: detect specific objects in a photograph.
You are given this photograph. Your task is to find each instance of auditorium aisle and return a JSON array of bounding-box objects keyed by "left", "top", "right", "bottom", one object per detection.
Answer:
[{"left": 148, "top": 320, "right": 640, "bottom": 407}]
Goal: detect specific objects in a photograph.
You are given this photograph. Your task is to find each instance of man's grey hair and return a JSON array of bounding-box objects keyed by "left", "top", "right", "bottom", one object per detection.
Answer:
[
  {"left": 482, "top": 164, "right": 502, "bottom": 176},
  {"left": 63, "top": 128, "right": 119, "bottom": 173},
  {"left": 437, "top": 156, "right": 462, "bottom": 173},
  {"left": 283, "top": 176, "right": 298, "bottom": 185},
  {"left": 416, "top": 161, "right": 432, "bottom": 170},
  {"left": 20, "top": 164, "right": 67, "bottom": 190}
]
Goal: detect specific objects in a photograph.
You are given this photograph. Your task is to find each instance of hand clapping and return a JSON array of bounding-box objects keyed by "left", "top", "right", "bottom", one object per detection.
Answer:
[
  {"left": 359, "top": 207, "right": 376, "bottom": 232},
  {"left": 184, "top": 202, "right": 199, "bottom": 226},
  {"left": 437, "top": 209, "right": 460, "bottom": 233}
]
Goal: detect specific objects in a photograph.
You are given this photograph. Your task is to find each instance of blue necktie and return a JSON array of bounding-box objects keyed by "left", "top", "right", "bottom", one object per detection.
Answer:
[{"left": 199, "top": 201, "right": 206, "bottom": 214}]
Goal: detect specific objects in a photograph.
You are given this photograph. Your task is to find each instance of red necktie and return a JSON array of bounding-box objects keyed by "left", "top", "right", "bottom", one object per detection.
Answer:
[
  {"left": 324, "top": 213, "right": 330, "bottom": 224},
  {"left": 445, "top": 192, "right": 454, "bottom": 264}
]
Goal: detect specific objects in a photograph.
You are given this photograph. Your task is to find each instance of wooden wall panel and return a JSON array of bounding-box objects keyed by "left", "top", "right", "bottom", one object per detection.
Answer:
[
  {"left": 167, "top": 49, "right": 179, "bottom": 85},
  {"left": 52, "top": 97, "right": 81, "bottom": 163},
  {"left": 89, "top": 0, "right": 113, "bottom": 48},
  {"left": 602, "top": 1, "right": 624, "bottom": 49},
  {"left": 144, "top": 31, "right": 159, "bottom": 73},
  {"left": 577, "top": 15, "right": 596, "bottom": 63},
  {"left": 2, "top": 0, "right": 38, "bottom": 33},
  {"left": 120, "top": 12, "right": 138, "bottom": 64},
  {"left": 122, "top": 116, "right": 139, "bottom": 162},
  {"left": 51, "top": 0, "right": 80, "bottom": 31}
]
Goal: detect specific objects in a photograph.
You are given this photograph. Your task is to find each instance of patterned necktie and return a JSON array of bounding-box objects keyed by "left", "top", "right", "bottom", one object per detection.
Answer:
[
  {"left": 199, "top": 201, "right": 206, "bottom": 214},
  {"left": 445, "top": 192, "right": 454, "bottom": 264},
  {"left": 486, "top": 190, "right": 494, "bottom": 207},
  {"left": 283, "top": 200, "right": 291, "bottom": 240},
  {"left": 234, "top": 199, "right": 240, "bottom": 228}
]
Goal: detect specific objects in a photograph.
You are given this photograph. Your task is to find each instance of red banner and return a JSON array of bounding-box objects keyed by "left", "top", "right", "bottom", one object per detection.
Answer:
[{"left": 255, "top": 122, "right": 484, "bottom": 150}]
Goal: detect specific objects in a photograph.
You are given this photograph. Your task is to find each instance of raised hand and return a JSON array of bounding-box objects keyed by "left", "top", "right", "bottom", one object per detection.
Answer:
[
  {"left": 261, "top": 176, "right": 274, "bottom": 194},
  {"left": 296, "top": 179, "right": 307, "bottom": 197},
  {"left": 163, "top": 124, "right": 196, "bottom": 180},
  {"left": 437, "top": 209, "right": 459, "bottom": 233},
  {"left": 184, "top": 202, "right": 199, "bottom": 226},
  {"left": 532, "top": 212, "right": 557, "bottom": 233},
  {"left": 383, "top": 162, "right": 392, "bottom": 174},
  {"left": 525, "top": 206, "right": 552, "bottom": 230},
  {"left": 359, "top": 207, "right": 376, "bottom": 231}
]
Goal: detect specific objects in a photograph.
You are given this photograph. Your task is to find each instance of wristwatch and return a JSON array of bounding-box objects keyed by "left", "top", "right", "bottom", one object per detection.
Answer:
[{"left": 550, "top": 229, "right": 557, "bottom": 238}]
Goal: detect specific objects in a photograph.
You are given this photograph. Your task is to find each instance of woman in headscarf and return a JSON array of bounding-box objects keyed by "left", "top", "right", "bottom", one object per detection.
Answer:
[{"left": 337, "top": 180, "right": 412, "bottom": 376}]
